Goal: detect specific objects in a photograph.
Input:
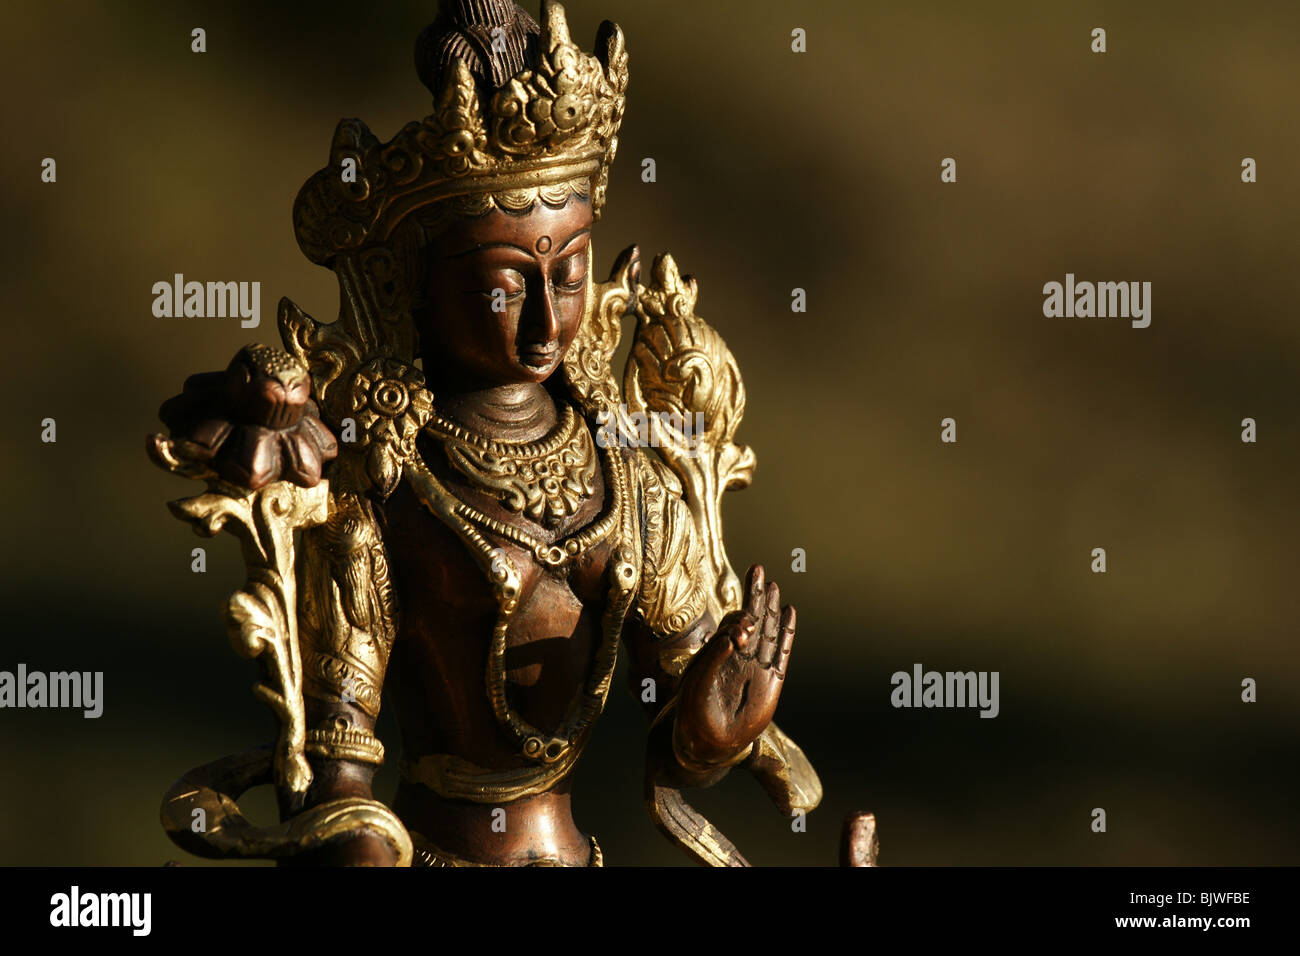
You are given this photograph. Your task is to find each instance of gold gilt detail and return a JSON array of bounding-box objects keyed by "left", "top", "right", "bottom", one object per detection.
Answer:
[
  {"left": 626, "top": 252, "right": 756, "bottom": 624},
  {"left": 426, "top": 403, "right": 598, "bottom": 525},
  {"left": 297, "top": 492, "right": 397, "bottom": 718},
  {"left": 634, "top": 455, "right": 709, "bottom": 647},
  {"left": 305, "top": 719, "right": 386, "bottom": 766},
  {"left": 292, "top": 2, "right": 628, "bottom": 266}
]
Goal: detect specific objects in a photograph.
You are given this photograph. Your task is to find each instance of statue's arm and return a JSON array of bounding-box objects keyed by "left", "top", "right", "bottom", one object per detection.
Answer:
[
  {"left": 626, "top": 459, "right": 794, "bottom": 788},
  {"left": 616, "top": 254, "right": 823, "bottom": 865},
  {"left": 623, "top": 602, "right": 727, "bottom": 790},
  {"left": 625, "top": 456, "right": 811, "bottom": 867},
  {"left": 150, "top": 344, "right": 408, "bottom": 867},
  {"left": 284, "top": 486, "right": 400, "bottom": 866}
]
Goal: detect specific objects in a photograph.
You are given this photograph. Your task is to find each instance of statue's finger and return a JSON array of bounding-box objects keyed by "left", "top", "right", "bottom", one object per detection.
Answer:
[
  {"left": 756, "top": 584, "right": 780, "bottom": 665},
  {"left": 775, "top": 605, "right": 796, "bottom": 677},
  {"left": 729, "top": 612, "right": 758, "bottom": 658},
  {"left": 745, "top": 564, "right": 766, "bottom": 618},
  {"left": 763, "top": 582, "right": 781, "bottom": 641}
]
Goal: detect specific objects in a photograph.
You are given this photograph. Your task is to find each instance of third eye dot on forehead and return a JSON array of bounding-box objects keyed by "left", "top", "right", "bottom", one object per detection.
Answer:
[{"left": 535, "top": 236, "right": 551, "bottom": 254}]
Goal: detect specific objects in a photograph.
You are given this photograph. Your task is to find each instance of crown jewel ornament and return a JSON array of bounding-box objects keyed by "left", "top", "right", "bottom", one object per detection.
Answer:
[{"left": 293, "top": 0, "right": 627, "bottom": 266}]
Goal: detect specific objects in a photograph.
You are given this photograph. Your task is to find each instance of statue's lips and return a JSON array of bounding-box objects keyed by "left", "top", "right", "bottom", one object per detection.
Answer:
[{"left": 518, "top": 344, "right": 559, "bottom": 368}]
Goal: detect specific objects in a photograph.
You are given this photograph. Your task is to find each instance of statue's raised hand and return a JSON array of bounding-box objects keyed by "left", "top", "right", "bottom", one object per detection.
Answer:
[
  {"left": 148, "top": 343, "right": 337, "bottom": 490},
  {"left": 674, "top": 564, "right": 795, "bottom": 768}
]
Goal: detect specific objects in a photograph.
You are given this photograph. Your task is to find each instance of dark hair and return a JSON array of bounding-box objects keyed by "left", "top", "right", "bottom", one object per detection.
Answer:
[{"left": 415, "top": 0, "right": 541, "bottom": 96}]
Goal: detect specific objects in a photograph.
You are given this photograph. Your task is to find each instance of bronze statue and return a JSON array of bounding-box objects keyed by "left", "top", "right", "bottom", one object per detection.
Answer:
[{"left": 148, "top": 0, "right": 867, "bottom": 867}]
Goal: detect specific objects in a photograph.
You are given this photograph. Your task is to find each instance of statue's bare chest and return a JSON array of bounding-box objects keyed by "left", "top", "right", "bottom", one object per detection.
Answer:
[{"left": 377, "top": 436, "right": 619, "bottom": 758}]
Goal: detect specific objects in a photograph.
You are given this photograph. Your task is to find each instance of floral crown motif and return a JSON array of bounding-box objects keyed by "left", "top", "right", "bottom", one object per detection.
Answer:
[{"left": 293, "top": 0, "right": 627, "bottom": 267}]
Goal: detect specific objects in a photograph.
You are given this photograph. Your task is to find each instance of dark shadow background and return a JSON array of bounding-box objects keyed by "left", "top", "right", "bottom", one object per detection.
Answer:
[{"left": 1, "top": 0, "right": 1296, "bottom": 865}]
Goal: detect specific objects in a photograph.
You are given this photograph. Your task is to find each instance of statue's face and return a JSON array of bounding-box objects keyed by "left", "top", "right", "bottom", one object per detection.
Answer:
[{"left": 420, "top": 194, "right": 593, "bottom": 389}]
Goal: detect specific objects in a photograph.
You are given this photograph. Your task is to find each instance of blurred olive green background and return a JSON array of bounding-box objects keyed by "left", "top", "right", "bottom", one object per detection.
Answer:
[{"left": 1, "top": 0, "right": 1296, "bottom": 866}]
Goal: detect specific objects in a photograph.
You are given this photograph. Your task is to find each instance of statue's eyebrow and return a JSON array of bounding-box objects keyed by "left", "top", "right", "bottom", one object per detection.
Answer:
[
  {"left": 444, "top": 241, "right": 532, "bottom": 259},
  {"left": 555, "top": 228, "right": 591, "bottom": 254},
  {"left": 444, "top": 227, "right": 590, "bottom": 260}
]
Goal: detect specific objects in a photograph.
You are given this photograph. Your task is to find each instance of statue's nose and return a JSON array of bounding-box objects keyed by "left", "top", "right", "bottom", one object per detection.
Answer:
[{"left": 523, "top": 281, "right": 562, "bottom": 345}]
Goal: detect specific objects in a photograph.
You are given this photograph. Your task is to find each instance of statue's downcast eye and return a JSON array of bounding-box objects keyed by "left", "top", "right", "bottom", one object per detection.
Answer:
[{"left": 554, "top": 252, "right": 587, "bottom": 291}]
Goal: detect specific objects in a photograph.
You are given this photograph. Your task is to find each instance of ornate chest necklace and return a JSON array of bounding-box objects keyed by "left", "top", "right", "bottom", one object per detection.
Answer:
[{"left": 424, "top": 403, "right": 598, "bottom": 527}]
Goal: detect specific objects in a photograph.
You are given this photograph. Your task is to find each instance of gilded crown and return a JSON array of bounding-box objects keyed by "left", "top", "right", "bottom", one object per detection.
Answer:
[{"left": 294, "top": 0, "right": 628, "bottom": 266}]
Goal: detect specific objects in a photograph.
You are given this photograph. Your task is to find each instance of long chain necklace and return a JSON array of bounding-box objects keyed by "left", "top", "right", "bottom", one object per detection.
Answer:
[{"left": 405, "top": 406, "right": 636, "bottom": 770}]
